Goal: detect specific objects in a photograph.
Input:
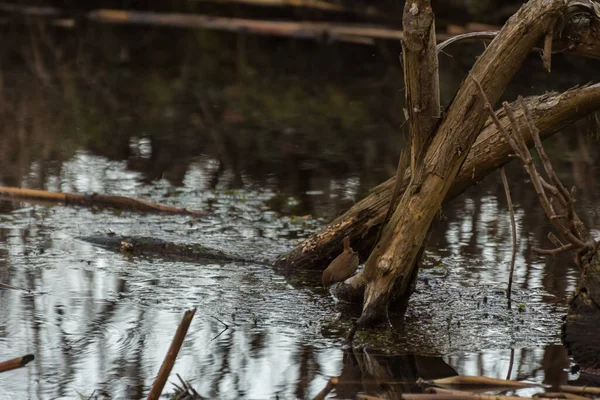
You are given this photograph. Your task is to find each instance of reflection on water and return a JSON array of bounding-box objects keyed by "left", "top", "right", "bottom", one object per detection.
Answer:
[{"left": 0, "top": 20, "right": 599, "bottom": 400}]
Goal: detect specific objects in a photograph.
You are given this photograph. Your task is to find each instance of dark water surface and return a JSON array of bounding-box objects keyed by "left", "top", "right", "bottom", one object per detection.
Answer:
[{"left": 0, "top": 22, "right": 599, "bottom": 399}]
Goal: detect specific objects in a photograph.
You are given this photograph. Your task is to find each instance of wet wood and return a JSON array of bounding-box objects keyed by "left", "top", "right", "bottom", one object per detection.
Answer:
[
  {"left": 564, "top": 249, "right": 600, "bottom": 371},
  {"left": 0, "top": 186, "right": 208, "bottom": 216},
  {"left": 429, "top": 387, "right": 586, "bottom": 400},
  {"left": 275, "top": 84, "right": 600, "bottom": 280},
  {"left": 401, "top": 0, "right": 440, "bottom": 183},
  {"left": 475, "top": 60, "right": 600, "bottom": 380},
  {"left": 364, "top": 395, "right": 541, "bottom": 400},
  {"left": 500, "top": 168, "right": 517, "bottom": 307},
  {"left": 0, "top": 354, "right": 34, "bottom": 373},
  {"left": 0, "top": 3, "right": 401, "bottom": 45},
  {"left": 147, "top": 308, "right": 196, "bottom": 400},
  {"left": 356, "top": 0, "right": 566, "bottom": 325},
  {"left": 365, "top": 0, "right": 440, "bottom": 301},
  {"left": 430, "top": 375, "right": 540, "bottom": 388},
  {"left": 429, "top": 388, "right": 528, "bottom": 399},
  {"left": 560, "top": 384, "right": 600, "bottom": 396}
]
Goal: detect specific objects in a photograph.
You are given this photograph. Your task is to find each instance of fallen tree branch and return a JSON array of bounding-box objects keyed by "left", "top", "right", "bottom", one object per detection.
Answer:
[
  {"left": 0, "top": 186, "right": 209, "bottom": 216},
  {"left": 475, "top": 83, "right": 593, "bottom": 254},
  {"left": 276, "top": 84, "right": 600, "bottom": 276},
  {"left": 0, "top": 2, "right": 401, "bottom": 45},
  {"left": 353, "top": 0, "right": 566, "bottom": 328},
  {"left": 532, "top": 243, "right": 574, "bottom": 255}
]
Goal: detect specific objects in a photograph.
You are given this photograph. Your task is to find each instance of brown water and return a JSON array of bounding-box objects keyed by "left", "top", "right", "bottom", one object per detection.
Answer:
[{"left": 0, "top": 21, "right": 599, "bottom": 399}]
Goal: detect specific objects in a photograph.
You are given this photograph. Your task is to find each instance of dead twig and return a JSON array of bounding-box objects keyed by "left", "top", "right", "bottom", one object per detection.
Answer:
[
  {"left": 473, "top": 77, "right": 596, "bottom": 261},
  {"left": 532, "top": 243, "right": 574, "bottom": 255},
  {"left": 147, "top": 308, "right": 197, "bottom": 400},
  {"left": 171, "top": 373, "right": 204, "bottom": 399},
  {"left": 500, "top": 168, "right": 517, "bottom": 308},
  {"left": 437, "top": 31, "right": 500, "bottom": 52},
  {"left": 542, "top": 28, "right": 554, "bottom": 72},
  {"left": 372, "top": 147, "right": 410, "bottom": 253},
  {"left": 0, "top": 282, "right": 31, "bottom": 292},
  {"left": 210, "top": 316, "right": 229, "bottom": 342},
  {"left": 0, "top": 354, "right": 35, "bottom": 373},
  {"left": 506, "top": 348, "right": 515, "bottom": 380}
]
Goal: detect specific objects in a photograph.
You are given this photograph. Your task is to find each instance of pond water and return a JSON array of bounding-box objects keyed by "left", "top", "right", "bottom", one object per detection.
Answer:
[{"left": 0, "top": 22, "right": 599, "bottom": 400}]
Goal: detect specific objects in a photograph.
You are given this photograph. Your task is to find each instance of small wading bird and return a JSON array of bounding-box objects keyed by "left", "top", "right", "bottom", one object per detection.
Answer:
[{"left": 321, "top": 236, "right": 359, "bottom": 287}]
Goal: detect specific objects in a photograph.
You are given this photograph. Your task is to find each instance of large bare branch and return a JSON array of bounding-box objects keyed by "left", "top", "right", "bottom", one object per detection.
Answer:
[
  {"left": 355, "top": 0, "right": 565, "bottom": 327},
  {"left": 475, "top": 82, "right": 595, "bottom": 258},
  {"left": 275, "top": 84, "right": 600, "bottom": 274}
]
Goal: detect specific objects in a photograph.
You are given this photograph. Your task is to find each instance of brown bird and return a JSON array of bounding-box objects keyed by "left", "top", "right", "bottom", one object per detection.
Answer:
[{"left": 321, "top": 236, "right": 359, "bottom": 287}]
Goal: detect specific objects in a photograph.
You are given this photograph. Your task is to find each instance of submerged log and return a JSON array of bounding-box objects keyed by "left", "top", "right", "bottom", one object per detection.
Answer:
[{"left": 274, "top": 84, "right": 600, "bottom": 275}]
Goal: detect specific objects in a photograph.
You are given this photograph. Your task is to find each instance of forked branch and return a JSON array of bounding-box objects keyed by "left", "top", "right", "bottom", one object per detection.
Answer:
[{"left": 473, "top": 78, "right": 597, "bottom": 262}]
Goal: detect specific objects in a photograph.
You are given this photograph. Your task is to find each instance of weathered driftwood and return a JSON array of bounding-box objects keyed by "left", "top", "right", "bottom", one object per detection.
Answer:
[{"left": 2, "top": 1, "right": 600, "bottom": 53}]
